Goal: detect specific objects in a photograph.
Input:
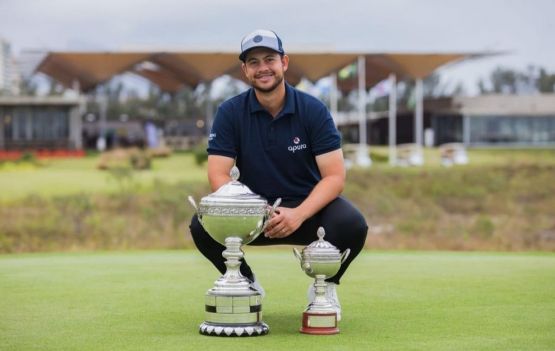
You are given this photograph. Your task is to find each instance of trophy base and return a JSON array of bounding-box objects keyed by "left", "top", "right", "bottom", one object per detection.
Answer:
[
  {"left": 300, "top": 311, "right": 339, "bottom": 335},
  {"left": 200, "top": 289, "right": 268, "bottom": 337},
  {"left": 199, "top": 322, "right": 269, "bottom": 337},
  {"left": 197, "top": 236, "right": 270, "bottom": 337}
]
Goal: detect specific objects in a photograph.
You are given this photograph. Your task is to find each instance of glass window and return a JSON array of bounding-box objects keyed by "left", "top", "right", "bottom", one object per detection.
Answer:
[
  {"left": 32, "top": 106, "right": 69, "bottom": 140},
  {"left": 469, "top": 115, "right": 555, "bottom": 145}
]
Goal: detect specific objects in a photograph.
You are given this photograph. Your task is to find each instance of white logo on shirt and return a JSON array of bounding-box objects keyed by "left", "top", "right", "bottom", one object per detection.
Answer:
[{"left": 288, "top": 136, "right": 307, "bottom": 153}]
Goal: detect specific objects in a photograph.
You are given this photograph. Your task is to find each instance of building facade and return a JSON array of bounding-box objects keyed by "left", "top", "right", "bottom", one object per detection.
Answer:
[
  {"left": 0, "top": 96, "right": 85, "bottom": 150},
  {"left": 337, "top": 94, "right": 555, "bottom": 148}
]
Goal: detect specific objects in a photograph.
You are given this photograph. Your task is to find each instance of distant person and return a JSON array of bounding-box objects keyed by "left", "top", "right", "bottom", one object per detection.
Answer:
[
  {"left": 145, "top": 121, "right": 158, "bottom": 148},
  {"left": 189, "top": 29, "right": 368, "bottom": 320}
]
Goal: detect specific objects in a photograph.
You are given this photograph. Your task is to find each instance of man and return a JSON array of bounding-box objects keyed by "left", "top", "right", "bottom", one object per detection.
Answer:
[{"left": 190, "top": 29, "right": 367, "bottom": 320}]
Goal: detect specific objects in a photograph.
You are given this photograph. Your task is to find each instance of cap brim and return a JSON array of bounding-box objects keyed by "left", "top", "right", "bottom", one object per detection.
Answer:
[{"left": 239, "top": 46, "right": 283, "bottom": 61}]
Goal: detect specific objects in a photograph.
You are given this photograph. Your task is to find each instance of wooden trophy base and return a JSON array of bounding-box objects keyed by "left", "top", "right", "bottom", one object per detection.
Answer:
[{"left": 300, "top": 311, "right": 339, "bottom": 335}]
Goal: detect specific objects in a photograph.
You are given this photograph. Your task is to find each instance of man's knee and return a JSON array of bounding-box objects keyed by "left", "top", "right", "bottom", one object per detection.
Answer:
[
  {"left": 349, "top": 210, "right": 368, "bottom": 237},
  {"left": 341, "top": 211, "right": 368, "bottom": 246},
  {"left": 324, "top": 199, "right": 368, "bottom": 246}
]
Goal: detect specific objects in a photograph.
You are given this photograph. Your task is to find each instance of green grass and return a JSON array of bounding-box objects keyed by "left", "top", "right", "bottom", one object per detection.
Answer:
[
  {"left": 1, "top": 250, "right": 554, "bottom": 350},
  {"left": 1, "top": 148, "right": 554, "bottom": 252},
  {"left": 2, "top": 148, "right": 554, "bottom": 202},
  {"left": 367, "top": 147, "right": 555, "bottom": 168},
  {"left": 0, "top": 153, "right": 206, "bottom": 201}
]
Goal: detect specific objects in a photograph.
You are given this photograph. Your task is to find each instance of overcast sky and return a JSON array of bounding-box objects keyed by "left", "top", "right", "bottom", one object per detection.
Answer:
[{"left": 1, "top": 0, "right": 553, "bottom": 94}]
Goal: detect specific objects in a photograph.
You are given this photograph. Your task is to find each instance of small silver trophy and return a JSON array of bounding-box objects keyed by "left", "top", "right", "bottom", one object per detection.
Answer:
[
  {"left": 293, "top": 227, "right": 350, "bottom": 334},
  {"left": 189, "top": 166, "right": 280, "bottom": 337}
]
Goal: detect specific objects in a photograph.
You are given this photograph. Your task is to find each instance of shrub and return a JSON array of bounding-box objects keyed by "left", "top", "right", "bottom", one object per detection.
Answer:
[{"left": 193, "top": 143, "right": 208, "bottom": 166}]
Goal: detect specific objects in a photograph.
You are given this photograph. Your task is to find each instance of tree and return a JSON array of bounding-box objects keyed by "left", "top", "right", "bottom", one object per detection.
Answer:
[
  {"left": 478, "top": 65, "right": 555, "bottom": 94},
  {"left": 395, "top": 72, "right": 450, "bottom": 109},
  {"left": 490, "top": 67, "right": 518, "bottom": 94},
  {"left": 537, "top": 68, "right": 555, "bottom": 93}
]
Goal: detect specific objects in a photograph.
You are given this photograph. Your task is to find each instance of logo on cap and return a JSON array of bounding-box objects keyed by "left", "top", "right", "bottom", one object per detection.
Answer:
[
  {"left": 293, "top": 137, "right": 300, "bottom": 144},
  {"left": 253, "top": 35, "right": 263, "bottom": 43}
]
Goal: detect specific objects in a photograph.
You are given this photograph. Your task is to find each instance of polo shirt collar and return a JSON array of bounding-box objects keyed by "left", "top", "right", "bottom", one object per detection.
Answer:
[{"left": 248, "top": 83, "right": 296, "bottom": 117}]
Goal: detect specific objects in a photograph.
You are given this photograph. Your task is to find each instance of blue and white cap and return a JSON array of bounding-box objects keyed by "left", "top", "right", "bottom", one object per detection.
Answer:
[{"left": 239, "top": 29, "right": 285, "bottom": 61}]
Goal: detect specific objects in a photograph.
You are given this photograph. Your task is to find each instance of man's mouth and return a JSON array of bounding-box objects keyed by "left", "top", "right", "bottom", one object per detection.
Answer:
[{"left": 256, "top": 73, "right": 273, "bottom": 82}]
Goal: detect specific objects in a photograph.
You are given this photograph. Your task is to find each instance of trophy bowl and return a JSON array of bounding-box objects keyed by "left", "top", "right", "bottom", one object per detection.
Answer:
[
  {"left": 188, "top": 166, "right": 280, "bottom": 337},
  {"left": 293, "top": 227, "right": 350, "bottom": 335},
  {"left": 293, "top": 227, "right": 350, "bottom": 279},
  {"left": 189, "top": 167, "right": 271, "bottom": 245},
  {"left": 188, "top": 167, "right": 280, "bottom": 246}
]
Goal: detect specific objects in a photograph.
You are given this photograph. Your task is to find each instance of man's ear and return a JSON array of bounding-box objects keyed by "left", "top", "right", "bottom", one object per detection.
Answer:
[
  {"left": 241, "top": 63, "right": 248, "bottom": 77},
  {"left": 281, "top": 55, "right": 289, "bottom": 73}
]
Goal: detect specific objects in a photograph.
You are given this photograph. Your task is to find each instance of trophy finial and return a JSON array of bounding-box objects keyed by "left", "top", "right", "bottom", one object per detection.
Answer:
[
  {"left": 230, "top": 166, "right": 240, "bottom": 181},
  {"left": 317, "top": 227, "right": 325, "bottom": 240}
]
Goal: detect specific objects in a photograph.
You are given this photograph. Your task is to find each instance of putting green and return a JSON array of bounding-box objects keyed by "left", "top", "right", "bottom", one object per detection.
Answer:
[{"left": 1, "top": 250, "right": 554, "bottom": 350}]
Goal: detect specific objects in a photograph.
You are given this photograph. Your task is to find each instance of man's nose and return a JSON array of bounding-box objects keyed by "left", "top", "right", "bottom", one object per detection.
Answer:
[{"left": 257, "top": 61, "right": 271, "bottom": 71}]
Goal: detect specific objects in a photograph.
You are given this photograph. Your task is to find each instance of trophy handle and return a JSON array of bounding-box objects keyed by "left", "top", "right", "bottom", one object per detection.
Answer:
[
  {"left": 303, "top": 262, "right": 313, "bottom": 275},
  {"left": 188, "top": 195, "right": 198, "bottom": 211},
  {"left": 340, "top": 249, "right": 351, "bottom": 264},
  {"left": 188, "top": 196, "right": 203, "bottom": 224},
  {"left": 293, "top": 248, "right": 313, "bottom": 274},
  {"left": 268, "top": 198, "right": 282, "bottom": 218},
  {"left": 262, "top": 198, "right": 282, "bottom": 232},
  {"left": 293, "top": 247, "right": 302, "bottom": 263},
  {"left": 249, "top": 218, "right": 265, "bottom": 239}
]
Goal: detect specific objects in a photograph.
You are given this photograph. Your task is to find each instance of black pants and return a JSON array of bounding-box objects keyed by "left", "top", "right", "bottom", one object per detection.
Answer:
[{"left": 189, "top": 196, "right": 368, "bottom": 285}]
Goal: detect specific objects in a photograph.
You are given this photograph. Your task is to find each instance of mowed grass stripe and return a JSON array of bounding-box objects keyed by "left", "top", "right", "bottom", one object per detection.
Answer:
[{"left": 1, "top": 251, "right": 554, "bottom": 350}]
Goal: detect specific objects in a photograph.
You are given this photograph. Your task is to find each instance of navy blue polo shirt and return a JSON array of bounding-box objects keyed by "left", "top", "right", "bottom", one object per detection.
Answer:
[{"left": 207, "top": 83, "right": 341, "bottom": 202}]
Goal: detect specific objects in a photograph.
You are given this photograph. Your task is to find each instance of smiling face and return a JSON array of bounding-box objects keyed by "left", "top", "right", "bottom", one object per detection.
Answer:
[{"left": 241, "top": 48, "right": 289, "bottom": 94}]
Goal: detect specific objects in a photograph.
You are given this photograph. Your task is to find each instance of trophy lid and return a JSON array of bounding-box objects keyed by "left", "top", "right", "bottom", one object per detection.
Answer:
[
  {"left": 200, "top": 166, "right": 267, "bottom": 205},
  {"left": 302, "top": 227, "right": 342, "bottom": 258}
]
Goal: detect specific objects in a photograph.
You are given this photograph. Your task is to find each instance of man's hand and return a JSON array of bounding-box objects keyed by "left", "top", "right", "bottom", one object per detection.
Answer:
[{"left": 264, "top": 207, "right": 306, "bottom": 239}]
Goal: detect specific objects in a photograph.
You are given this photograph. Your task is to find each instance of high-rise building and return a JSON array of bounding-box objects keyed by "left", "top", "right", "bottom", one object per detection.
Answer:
[
  {"left": 0, "top": 38, "right": 20, "bottom": 95},
  {"left": 0, "top": 39, "right": 10, "bottom": 92}
]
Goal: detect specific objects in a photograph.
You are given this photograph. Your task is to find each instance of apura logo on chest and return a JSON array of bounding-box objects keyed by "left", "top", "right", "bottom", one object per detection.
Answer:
[{"left": 288, "top": 136, "right": 307, "bottom": 153}]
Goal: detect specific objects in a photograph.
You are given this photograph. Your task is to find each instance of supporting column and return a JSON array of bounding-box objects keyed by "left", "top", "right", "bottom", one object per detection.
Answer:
[
  {"left": 388, "top": 74, "right": 397, "bottom": 166},
  {"left": 463, "top": 115, "right": 470, "bottom": 147},
  {"left": 96, "top": 94, "right": 107, "bottom": 151},
  {"left": 356, "top": 55, "right": 371, "bottom": 167},
  {"left": 414, "top": 78, "right": 423, "bottom": 146},
  {"left": 70, "top": 80, "right": 84, "bottom": 149},
  {"left": 205, "top": 81, "right": 213, "bottom": 136},
  {"left": 329, "top": 72, "right": 338, "bottom": 125},
  {"left": 69, "top": 105, "right": 83, "bottom": 149}
]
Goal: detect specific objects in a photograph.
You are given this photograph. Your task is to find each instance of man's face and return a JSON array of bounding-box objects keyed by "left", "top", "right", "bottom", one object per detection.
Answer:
[{"left": 241, "top": 48, "right": 289, "bottom": 93}]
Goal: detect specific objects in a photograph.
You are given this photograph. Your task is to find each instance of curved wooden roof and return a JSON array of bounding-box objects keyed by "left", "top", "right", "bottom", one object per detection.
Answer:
[{"left": 36, "top": 51, "right": 492, "bottom": 93}]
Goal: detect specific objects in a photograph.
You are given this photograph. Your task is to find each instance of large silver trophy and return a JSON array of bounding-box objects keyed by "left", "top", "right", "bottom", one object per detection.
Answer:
[
  {"left": 188, "top": 167, "right": 280, "bottom": 337},
  {"left": 293, "top": 227, "right": 350, "bottom": 334}
]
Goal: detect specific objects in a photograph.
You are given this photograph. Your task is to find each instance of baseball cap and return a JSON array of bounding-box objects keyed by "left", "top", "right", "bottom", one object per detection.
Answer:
[{"left": 239, "top": 29, "right": 285, "bottom": 61}]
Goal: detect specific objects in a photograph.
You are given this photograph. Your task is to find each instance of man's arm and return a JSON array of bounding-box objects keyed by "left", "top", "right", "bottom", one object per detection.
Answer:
[
  {"left": 207, "top": 155, "right": 236, "bottom": 191},
  {"left": 265, "top": 148, "right": 345, "bottom": 238}
]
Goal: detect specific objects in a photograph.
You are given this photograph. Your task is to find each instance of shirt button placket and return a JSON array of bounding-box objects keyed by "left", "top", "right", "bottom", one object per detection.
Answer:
[{"left": 268, "top": 124, "right": 275, "bottom": 144}]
